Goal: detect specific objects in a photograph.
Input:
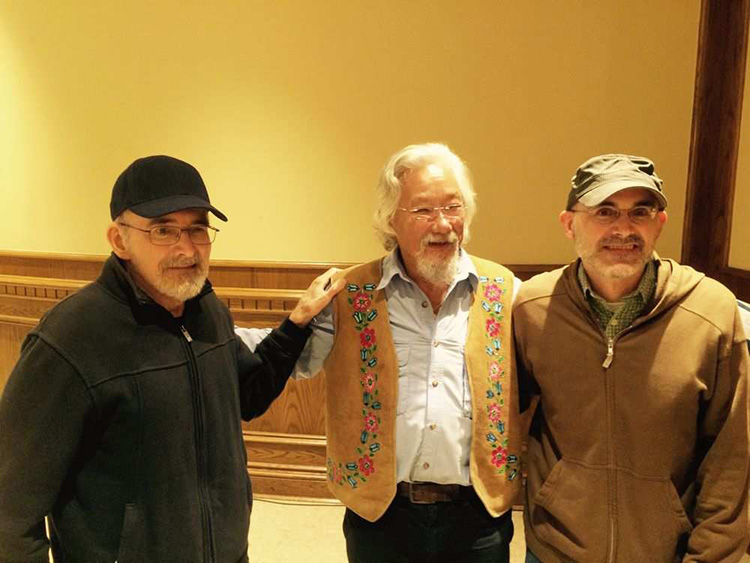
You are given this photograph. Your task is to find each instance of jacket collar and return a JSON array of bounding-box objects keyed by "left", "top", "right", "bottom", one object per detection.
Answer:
[
  {"left": 562, "top": 254, "right": 705, "bottom": 328},
  {"left": 98, "top": 253, "right": 213, "bottom": 317}
]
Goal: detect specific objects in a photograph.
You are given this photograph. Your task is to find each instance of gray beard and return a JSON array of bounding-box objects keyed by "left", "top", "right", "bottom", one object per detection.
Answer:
[
  {"left": 129, "top": 257, "right": 208, "bottom": 305},
  {"left": 157, "top": 272, "right": 206, "bottom": 302},
  {"left": 415, "top": 248, "right": 459, "bottom": 287}
]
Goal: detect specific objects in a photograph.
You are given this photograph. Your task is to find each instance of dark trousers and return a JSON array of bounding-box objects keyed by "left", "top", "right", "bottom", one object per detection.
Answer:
[{"left": 342, "top": 491, "right": 514, "bottom": 563}]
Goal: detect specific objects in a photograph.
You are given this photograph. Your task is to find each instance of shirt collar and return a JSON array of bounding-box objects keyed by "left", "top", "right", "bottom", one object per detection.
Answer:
[
  {"left": 577, "top": 258, "right": 657, "bottom": 304},
  {"left": 377, "top": 247, "right": 478, "bottom": 291}
]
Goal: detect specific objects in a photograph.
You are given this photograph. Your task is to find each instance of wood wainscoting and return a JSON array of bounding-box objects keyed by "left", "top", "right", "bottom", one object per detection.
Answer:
[{"left": 0, "top": 251, "right": 556, "bottom": 502}]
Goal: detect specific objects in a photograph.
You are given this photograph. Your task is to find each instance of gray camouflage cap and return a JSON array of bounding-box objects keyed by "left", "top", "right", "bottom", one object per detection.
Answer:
[{"left": 567, "top": 154, "right": 667, "bottom": 210}]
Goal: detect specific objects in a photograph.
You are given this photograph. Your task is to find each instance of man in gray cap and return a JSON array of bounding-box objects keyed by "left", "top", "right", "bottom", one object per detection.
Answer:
[
  {"left": 513, "top": 154, "right": 749, "bottom": 562},
  {"left": 0, "top": 155, "right": 344, "bottom": 562}
]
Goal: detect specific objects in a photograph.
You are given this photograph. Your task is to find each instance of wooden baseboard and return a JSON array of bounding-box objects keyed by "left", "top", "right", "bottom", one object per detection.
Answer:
[
  {"left": 245, "top": 431, "right": 333, "bottom": 500},
  {"left": 0, "top": 251, "right": 558, "bottom": 501}
]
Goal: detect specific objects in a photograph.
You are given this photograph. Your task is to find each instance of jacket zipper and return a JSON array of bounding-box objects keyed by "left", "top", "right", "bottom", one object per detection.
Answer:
[
  {"left": 181, "top": 325, "right": 216, "bottom": 563},
  {"left": 589, "top": 295, "right": 661, "bottom": 561},
  {"left": 602, "top": 335, "right": 616, "bottom": 561},
  {"left": 602, "top": 337, "right": 614, "bottom": 369}
]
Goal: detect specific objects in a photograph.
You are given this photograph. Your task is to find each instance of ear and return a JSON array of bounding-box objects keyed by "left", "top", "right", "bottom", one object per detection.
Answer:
[
  {"left": 106, "top": 223, "right": 130, "bottom": 259},
  {"left": 559, "top": 210, "right": 576, "bottom": 241},
  {"left": 652, "top": 209, "right": 668, "bottom": 239},
  {"left": 658, "top": 210, "right": 668, "bottom": 227}
]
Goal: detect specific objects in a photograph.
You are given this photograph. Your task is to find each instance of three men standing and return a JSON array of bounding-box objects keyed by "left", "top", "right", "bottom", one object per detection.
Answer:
[{"left": 1, "top": 150, "right": 747, "bottom": 562}]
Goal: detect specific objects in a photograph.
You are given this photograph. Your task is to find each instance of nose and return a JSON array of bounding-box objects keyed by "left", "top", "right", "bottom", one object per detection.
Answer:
[
  {"left": 430, "top": 212, "right": 452, "bottom": 232},
  {"left": 609, "top": 211, "right": 636, "bottom": 235},
  {"left": 173, "top": 229, "right": 198, "bottom": 255}
]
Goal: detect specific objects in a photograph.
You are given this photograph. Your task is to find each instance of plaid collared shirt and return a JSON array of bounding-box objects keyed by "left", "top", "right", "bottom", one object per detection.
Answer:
[{"left": 578, "top": 260, "right": 657, "bottom": 341}]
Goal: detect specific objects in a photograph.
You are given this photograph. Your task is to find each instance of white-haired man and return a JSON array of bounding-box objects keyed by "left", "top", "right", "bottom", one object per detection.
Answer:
[{"left": 238, "top": 143, "right": 523, "bottom": 562}]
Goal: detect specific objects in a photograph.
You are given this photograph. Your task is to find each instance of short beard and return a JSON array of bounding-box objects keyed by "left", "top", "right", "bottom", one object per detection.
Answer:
[
  {"left": 414, "top": 233, "right": 460, "bottom": 287},
  {"left": 154, "top": 255, "right": 208, "bottom": 302}
]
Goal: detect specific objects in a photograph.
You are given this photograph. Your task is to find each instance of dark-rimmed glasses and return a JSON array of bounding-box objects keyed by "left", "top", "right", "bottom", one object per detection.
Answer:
[{"left": 118, "top": 222, "right": 219, "bottom": 245}]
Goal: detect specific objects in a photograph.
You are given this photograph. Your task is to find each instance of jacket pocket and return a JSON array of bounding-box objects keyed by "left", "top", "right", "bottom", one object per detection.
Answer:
[
  {"left": 529, "top": 459, "right": 609, "bottom": 562},
  {"left": 614, "top": 470, "right": 692, "bottom": 561},
  {"left": 395, "top": 344, "right": 410, "bottom": 414},
  {"left": 117, "top": 503, "right": 142, "bottom": 562}
]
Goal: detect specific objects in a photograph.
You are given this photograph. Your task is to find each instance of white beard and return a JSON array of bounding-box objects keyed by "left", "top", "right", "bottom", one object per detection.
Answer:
[
  {"left": 153, "top": 255, "right": 208, "bottom": 302},
  {"left": 414, "top": 233, "right": 460, "bottom": 287}
]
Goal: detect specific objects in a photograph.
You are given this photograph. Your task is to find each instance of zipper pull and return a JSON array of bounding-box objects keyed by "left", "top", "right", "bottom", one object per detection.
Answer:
[
  {"left": 602, "top": 338, "right": 614, "bottom": 369},
  {"left": 180, "top": 325, "right": 193, "bottom": 343}
]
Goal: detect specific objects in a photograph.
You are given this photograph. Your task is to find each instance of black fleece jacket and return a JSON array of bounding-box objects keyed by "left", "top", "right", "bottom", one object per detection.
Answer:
[{"left": 0, "top": 254, "right": 310, "bottom": 562}]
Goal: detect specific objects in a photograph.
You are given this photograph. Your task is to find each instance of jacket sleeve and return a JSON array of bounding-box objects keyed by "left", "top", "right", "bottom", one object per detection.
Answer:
[
  {"left": 685, "top": 311, "right": 750, "bottom": 561},
  {"left": 235, "top": 303, "right": 335, "bottom": 381},
  {"left": 0, "top": 334, "right": 93, "bottom": 563},
  {"left": 235, "top": 317, "right": 311, "bottom": 421},
  {"left": 513, "top": 306, "right": 540, "bottom": 413}
]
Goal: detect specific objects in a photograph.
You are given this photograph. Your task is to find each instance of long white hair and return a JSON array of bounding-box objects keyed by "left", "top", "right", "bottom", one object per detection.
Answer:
[{"left": 373, "top": 143, "right": 476, "bottom": 251}]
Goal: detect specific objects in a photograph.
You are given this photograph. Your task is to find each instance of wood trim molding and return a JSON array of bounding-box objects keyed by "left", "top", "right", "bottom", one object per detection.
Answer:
[
  {"left": 0, "top": 250, "right": 560, "bottom": 284},
  {"left": 244, "top": 431, "right": 334, "bottom": 501},
  {"left": 683, "top": 0, "right": 750, "bottom": 301},
  {"left": 0, "top": 253, "right": 559, "bottom": 501}
]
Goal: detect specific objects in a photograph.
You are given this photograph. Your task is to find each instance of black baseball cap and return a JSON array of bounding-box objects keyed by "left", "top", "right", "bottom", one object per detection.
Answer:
[
  {"left": 567, "top": 154, "right": 668, "bottom": 210},
  {"left": 110, "top": 155, "right": 228, "bottom": 221}
]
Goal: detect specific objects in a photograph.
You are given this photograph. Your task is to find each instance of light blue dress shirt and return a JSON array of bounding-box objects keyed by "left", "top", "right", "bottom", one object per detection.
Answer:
[{"left": 236, "top": 249, "right": 520, "bottom": 486}]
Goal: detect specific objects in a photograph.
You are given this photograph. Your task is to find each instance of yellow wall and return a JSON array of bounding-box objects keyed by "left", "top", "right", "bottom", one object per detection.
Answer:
[
  {"left": 730, "top": 41, "right": 750, "bottom": 271},
  {"left": 1, "top": 1, "right": 699, "bottom": 264}
]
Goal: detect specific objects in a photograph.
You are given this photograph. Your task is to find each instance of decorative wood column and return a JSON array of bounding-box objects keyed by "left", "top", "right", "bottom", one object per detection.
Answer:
[{"left": 683, "top": 0, "right": 750, "bottom": 300}]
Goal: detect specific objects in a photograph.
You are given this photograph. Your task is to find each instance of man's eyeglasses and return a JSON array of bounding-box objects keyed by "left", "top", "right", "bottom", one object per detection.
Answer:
[
  {"left": 570, "top": 205, "right": 660, "bottom": 225},
  {"left": 397, "top": 203, "right": 464, "bottom": 222},
  {"left": 118, "top": 223, "right": 219, "bottom": 245}
]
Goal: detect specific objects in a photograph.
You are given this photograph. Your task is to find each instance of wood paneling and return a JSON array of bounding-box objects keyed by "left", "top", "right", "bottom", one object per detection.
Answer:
[
  {"left": 683, "top": 0, "right": 750, "bottom": 301},
  {"left": 0, "top": 251, "right": 105, "bottom": 281},
  {"left": 244, "top": 375, "right": 327, "bottom": 436},
  {"left": 0, "top": 322, "right": 32, "bottom": 392},
  {"left": 0, "top": 251, "right": 558, "bottom": 501},
  {"left": 244, "top": 431, "right": 332, "bottom": 500}
]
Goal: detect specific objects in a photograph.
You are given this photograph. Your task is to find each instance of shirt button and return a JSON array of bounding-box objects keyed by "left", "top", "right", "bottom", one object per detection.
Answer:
[
  {"left": 431, "top": 380, "right": 439, "bottom": 387},
  {"left": 429, "top": 423, "right": 437, "bottom": 430},
  {"left": 421, "top": 301, "right": 429, "bottom": 308},
  {"left": 433, "top": 340, "right": 439, "bottom": 347},
  {"left": 423, "top": 462, "right": 430, "bottom": 469}
]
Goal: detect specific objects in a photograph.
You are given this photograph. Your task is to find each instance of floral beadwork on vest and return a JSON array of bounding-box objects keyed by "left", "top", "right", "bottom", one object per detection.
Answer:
[
  {"left": 479, "top": 276, "right": 519, "bottom": 481},
  {"left": 327, "top": 282, "right": 382, "bottom": 489}
]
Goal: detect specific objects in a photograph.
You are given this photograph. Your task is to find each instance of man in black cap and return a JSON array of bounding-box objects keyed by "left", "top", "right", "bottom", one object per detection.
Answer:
[
  {"left": 514, "top": 154, "right": 749, "bottom": 561},
  {"left": 0, "top": 155, "right": 344, "bottom": 562}
]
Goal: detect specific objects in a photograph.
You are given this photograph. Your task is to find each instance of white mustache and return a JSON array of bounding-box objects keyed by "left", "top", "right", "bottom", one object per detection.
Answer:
[{"left": 420, "top": 233, "right": 459, "bottom": 249}]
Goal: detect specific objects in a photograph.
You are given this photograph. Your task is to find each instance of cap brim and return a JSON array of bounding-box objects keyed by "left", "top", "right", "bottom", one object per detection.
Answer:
[
  {"left": 577, "top": 180, "right": 667, "bottom": 209},
  {"left": 129, "top": 195, "right": 228, "bottom": 222}
]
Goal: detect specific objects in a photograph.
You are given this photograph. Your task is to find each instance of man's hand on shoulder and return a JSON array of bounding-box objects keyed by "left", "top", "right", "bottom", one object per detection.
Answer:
[{"left": 289, "top": 268, "right": 346, "bottom": 327}]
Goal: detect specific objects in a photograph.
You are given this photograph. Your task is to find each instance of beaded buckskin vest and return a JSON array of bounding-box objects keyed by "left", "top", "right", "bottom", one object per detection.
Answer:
[{"left": 323, "top": 256, "right": 520, "bottom": 522}]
